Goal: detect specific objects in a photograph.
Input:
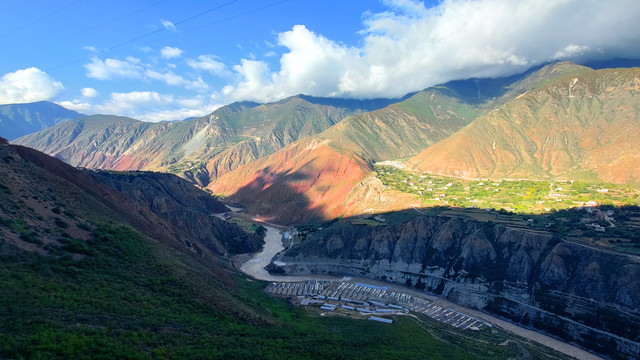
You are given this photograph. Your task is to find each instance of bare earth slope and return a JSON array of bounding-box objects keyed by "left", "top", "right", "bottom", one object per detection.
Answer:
[
  {"left": 408, "top": 67, "right": 640, "bottom": 183},
  {"left": 210, "top": 63, "right": 594, "bottom": 223},
  {"left": 208, "top": 88, "right": 479, "bottom": 223}
]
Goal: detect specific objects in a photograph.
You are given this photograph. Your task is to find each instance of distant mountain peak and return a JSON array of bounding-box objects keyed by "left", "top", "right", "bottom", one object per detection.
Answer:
[{"left": 0, "top": 101, "right": 83, "bottom": 140}]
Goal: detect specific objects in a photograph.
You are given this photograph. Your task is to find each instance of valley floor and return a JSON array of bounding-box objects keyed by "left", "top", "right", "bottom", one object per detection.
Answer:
[{"left": 235, "top": 210, "right": 604, "bottom": 360}]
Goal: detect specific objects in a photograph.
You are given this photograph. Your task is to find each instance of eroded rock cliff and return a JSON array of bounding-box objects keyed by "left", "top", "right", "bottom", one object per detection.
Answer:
[{"left": 273, "top": 214, "right": 640, "bottom": 359}]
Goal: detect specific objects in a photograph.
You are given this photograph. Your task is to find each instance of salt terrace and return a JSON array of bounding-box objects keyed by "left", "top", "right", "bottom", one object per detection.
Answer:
[{"left": 265, "top": 280, "right": 489, "bottom": 330}]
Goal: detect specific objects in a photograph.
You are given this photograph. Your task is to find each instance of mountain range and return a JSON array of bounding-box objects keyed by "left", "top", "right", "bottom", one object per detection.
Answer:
[
  {"left": 14, "top": 95, "right": 400, "bottom": 186},
  {"left": 0, "top": 137, "right": 570, "bottom": 359},
  {"left": 4, "top": 60, "right": 640, "bottom": 359},
  {"left": 14, "top": 62, "right": 640, "bottom": 223},
  {"left": 0, "top": 101, "right": 83, "bottom": 141},
  {"left": 407, "top": 67, "right": 640, "bottom": 183},
  {"left": 209, "top": 62, "right": 631, "bottom": 222},
  {"left": 12, "top": 62, "right": 640, "bottom": 225}
]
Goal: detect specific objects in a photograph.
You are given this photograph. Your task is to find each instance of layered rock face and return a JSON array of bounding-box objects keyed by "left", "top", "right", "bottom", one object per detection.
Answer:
[
  {"left": 88, "top": 171, "right": 263, "bottom": 255},
  {"left": 273, "top": 215, "right": 640, "bottom": 359}
]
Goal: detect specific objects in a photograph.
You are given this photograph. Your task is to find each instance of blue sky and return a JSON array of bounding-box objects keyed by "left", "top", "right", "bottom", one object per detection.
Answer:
[{"left": 1, "top": 0, "right": 640, "bottom": 121}]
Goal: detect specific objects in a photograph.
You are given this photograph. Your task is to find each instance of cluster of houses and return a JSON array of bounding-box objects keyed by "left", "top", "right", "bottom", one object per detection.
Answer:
[{"left": 579, "top": 206, "right": 615, "bottom": 233}]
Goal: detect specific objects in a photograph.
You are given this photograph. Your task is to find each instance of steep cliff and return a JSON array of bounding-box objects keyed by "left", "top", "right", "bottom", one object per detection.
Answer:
[
  {"left": 273, "top": 213, "right": 640, "bottom": 359},
  {"left": 88, "top": 171, "right": 263, "bottom": 255}
]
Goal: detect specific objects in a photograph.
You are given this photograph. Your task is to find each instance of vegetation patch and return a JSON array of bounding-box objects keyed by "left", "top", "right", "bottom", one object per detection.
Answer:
[{"left": 375, "top": 165, "right": 639, "bottom": 213}]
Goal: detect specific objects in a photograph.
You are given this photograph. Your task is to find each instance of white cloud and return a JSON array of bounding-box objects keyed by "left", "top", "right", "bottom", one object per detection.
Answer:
[
  {"left": 554, "top": 44, "right": 590, "bottom": 59},
  {"left": 61, "top": 91, "right": 220, "bottom": 122},
  {"left": 0, "top": 67, "right": 64, "bottom": 104},
  {"left": 108, "top": 91, "right": 173, "bottom": 111},
  {"left": 185, "top": 77, "right": 209, "bottom": 92},
  {"left": 186, "top": 55, "right": 228, "bottom": 76},
  {"left": 81, "top": 87, "right": 98, "bottom": 98},
  {"left": 125, "top": 56, "right": 141, "bottom": 64},
  {"left": 161, "top": 19, "right": 177, "bottom": 32},
  {"left": 161, "top": 46, "right": 183, "bottom": 59},
  {"left": 225, "top": 59, "right": 273, "bottom": 102},
  {"left": 83, "top": 45, "right": 98, "bottom": 53},
  {"left": 57, "top": 100, "right": 93, "bottom": 113},
  {"left": 144, "top": 69, "right": 209, "bottom": 92},
  {"left": 145, "top": 69, "right": 185, "bottom": 86},
  {"left": 84, "top": 56, "right": 207, "bottom": 91},
  {"left": 224, "top": 0, "right": 640, "bottom": 102},
  {"left": 382, "top": 0, "right": 428, "bottom": 16},
  {"left": 85, "top": 56, "right": 143, "bottom": 80}
]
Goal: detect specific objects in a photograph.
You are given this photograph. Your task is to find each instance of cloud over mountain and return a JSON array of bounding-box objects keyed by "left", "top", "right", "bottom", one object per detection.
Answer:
[
  {"left": 0, "top": 67, "right": 64, "bottom": 105},
  {"left": 59, "top": 91, "right": 219, "bottom": 122},
  {"left": 11, "top": 0, "right": 637, "bottom": 121},
  {"left": 225, "top": 0, "right": 640, "bottom": 102}
]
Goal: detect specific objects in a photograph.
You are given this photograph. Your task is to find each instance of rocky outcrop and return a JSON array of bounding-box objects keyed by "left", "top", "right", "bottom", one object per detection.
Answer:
[
  {"left": 273, "top": 214, "right": 640, "bottom": 359},
  {"left": 89, "top": 171, "right": 263, "bottom": 255}
]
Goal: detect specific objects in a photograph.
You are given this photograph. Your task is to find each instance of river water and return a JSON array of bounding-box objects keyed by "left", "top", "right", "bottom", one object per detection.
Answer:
[{"left": 239, "top": 223, "right": 342, "bottom": 282}]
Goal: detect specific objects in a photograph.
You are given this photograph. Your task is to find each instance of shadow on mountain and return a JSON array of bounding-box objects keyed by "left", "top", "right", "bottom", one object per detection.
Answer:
[
  {"left": 439, "top": 62, "right": 551, "bottom": 105},
  {"left": 5, "top": 142, "right": 263, "bottom": 265},
  {"left": 297, "top": 94, "right": 414, "bottom": 111},
  {"left": 87, "top": 170, "right": 264, "bottom": 255},
  {"left": 222, "top": 166, "right": 326, "bottom": 225},
  {"left": 272, "top": 204, "right": 640, "bottom": 360}
]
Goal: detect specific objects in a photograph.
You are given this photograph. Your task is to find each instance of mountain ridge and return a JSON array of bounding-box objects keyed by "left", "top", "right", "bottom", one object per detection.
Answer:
[
  {"left": 407, "top": 67, "right": 640, "bottom": 183},
  {"left": 209, "top": 62, "right": 601, "bottom": 223},
  {"left": 14, "top": 94, "right": 398, "bottom": 185},
  {"left": 0, "top": 101, "right": 83, "bottom": 140}
]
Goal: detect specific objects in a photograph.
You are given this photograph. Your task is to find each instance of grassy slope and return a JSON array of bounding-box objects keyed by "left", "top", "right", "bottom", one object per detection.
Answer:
[{"left": 320, "top": 89, "right": 479, "bottom": 163}]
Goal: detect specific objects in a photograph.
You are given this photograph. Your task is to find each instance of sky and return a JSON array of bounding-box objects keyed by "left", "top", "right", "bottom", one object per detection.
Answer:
[{"left": 1, "top": 0, "right": 640, "bottom": 121}]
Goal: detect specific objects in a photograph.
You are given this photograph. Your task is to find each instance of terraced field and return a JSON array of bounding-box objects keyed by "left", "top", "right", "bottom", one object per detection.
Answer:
[{"left": 375, "top": 165, "right": 640, "bottom": 213}]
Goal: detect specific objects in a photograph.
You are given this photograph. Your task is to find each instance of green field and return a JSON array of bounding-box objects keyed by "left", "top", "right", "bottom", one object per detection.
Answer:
[{"left": 375, "top": 165, "right": 640, "bottom": 213}]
